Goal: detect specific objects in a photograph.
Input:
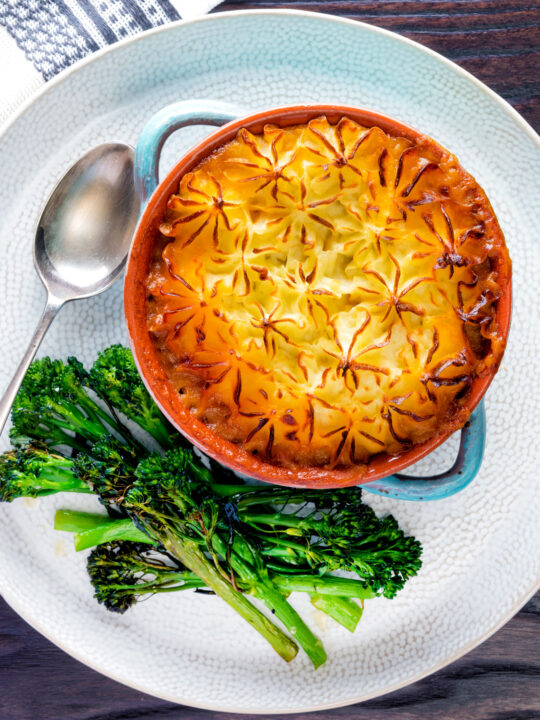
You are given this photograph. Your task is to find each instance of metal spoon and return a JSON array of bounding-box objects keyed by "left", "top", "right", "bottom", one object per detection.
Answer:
[{"left": 0, "top": 143, "right": 140, "bottom": 435}]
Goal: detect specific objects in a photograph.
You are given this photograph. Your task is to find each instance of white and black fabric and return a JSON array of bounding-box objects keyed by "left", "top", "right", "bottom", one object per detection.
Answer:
[{"left": 0, "top": 0, "right": 222, "bottom": 126}]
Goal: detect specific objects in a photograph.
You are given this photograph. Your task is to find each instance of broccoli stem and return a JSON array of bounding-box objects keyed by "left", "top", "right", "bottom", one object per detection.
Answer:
[
  {"left": 249, "top": 534, "right": 312, "bottom": 557},
  {"left": 233, "top": 489, "right": 323, "bottom": 508},
  {"left": 80, "top": 397, "right": 142, "bottom": 450},
  {"left": 254, "top": 575, "right": 327, "bottom": 669},
  {"left": 55, "top": 509, "right": 150, "bottom": 546},
  {"left": 75, "top": 521, "right": 150, "bottom": 552},
  {"left": 54, "top": 510, "right": 111, "bottom": 532},
  {"left": 274, "top": 575, "right": 376, "bottom": 599},
  {"left": 144, "top": 419, "right": 175, "bottom": 450},
  {"left": 33, "top": 426, "right": 89, "bottom": 454},
  {"left": 139, "top": 579, "right": 205, "bottom": 592},
  {"left": 54, "top": 511, "right": 150, "bottom": 551},
  {"left": 238, "top": 510, "right": 335, "bottom": 536},
  {"left": 309, "top": 594, "right": 364, "bottom": 633},
  {"left": 54, "top": 511, "right": 377, "bottom": 599},
  {"left": 115, "top": 574, "right": 205, "bottom": 594},
  {"left": 210, "top": 534, "right": 326, "bottom": 669},
  {"left": 56, "top": 510, "right": 323, "bottom": 666},
  {"left": 161, "top": 529, "right": 298, "bottom": 663},
  {"left": 154, "top": 582, "right": 204, "bottom": 592},
  {"left": 210, "top": 483, "right": 259, "bottom": 497},
  {"left": 46, "top": 397, "right": 133, "bottom": 448},
  {"left": 28, "top": 464, "right": 92, "bottom": 496}
]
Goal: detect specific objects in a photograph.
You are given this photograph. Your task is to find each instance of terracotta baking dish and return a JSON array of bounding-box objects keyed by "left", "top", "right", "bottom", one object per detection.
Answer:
[{"left": 125, "top": 104, "right": 512, "bottom": 489}]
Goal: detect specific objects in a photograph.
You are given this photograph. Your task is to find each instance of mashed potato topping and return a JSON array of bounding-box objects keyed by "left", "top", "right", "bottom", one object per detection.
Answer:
[{"left": 145, "top": 116, "right": 510, "bottom": 469}]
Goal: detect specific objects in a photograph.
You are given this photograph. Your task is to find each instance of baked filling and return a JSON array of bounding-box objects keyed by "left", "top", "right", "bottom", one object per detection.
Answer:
[{"left": 145, "top": 116, "right": 510, "bottom": 469}]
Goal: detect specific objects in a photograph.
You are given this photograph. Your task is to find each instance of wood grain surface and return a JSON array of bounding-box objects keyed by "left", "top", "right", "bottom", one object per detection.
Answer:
[
  {"left": 213, "top": 0, "right": 540, "bottom": 130},
  {"left": 1, "top": 2, "right": 539, "bottom": 718},
  {"left": 1, "top": 594, "right": 538, "bottom": 719}
]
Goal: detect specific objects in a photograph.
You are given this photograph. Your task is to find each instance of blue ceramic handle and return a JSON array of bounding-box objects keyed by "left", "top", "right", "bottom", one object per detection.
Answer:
[
  {"left": 363, "top": 401, "right": 486, "bottom": 501},
  {"left": 134, "top": 99, "right": 246, "bottom": 207},
  {"left": 133, "top": 99, "right": 487, "bottom": 502}
]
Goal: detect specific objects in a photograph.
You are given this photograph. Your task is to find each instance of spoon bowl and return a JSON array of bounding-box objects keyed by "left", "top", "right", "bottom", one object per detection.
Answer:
[
  {"left": 0, "top": 143, "right": 140, "bottom": 435},
  {"left": 35, "top": 143, "right": 139, "bottom": 301}
]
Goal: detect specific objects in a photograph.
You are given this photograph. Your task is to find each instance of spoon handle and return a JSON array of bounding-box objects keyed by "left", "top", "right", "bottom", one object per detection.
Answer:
[{"left": 0, "top": 295, "right": 63, "bottom": 437}]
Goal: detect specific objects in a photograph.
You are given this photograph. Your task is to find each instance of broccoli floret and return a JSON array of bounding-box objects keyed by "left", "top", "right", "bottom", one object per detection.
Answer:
[
  {"left": 72, "top": 434, "right": 141, "bottom": 506},
  {"left": 0, "top": 445, "right": 89, "bottom": 501},
  {"left": 0, "top": 433, "right": 144, "bottom": 508},
  {"left": 341, "top": 513, "right": 423, "bottom": 599},
  {"left": 128, "top": 445, "right": 213, "bottom": 515},
  {"left": 88, "top": 345, "right": 177, "bottom": 449},
  {"left": 9, "top": 357, "right": 132, "bottom": 452},
  {"left": 234, "top": 486, "right": 422, "bottom": 599},
  {"left": 87, "top": 541, "right": 203, "bottom": 613}
]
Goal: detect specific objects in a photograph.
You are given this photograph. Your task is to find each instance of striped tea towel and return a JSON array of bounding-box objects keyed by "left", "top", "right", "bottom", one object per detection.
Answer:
[{"left": 0, "top": 0, "right": 223, "bottom": 127}]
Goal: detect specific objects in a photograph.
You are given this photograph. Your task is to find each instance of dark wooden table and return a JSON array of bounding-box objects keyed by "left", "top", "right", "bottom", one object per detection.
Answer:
[{"left": 1, "top": 2, "right": 538, "bottom": 719}]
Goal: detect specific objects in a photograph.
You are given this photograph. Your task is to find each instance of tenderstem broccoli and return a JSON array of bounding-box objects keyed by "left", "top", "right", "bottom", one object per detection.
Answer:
[
  {"left": 55, "top": 510, "right": 377, "bottom": 596},
  {"left": 87, "top": 345, "right": 177, "bottom": 449},
  {"left": 72, "top": 439, "right": 300, "bottom": 662},
  {"left": 9, "top": 357, "right": 137, "bottom": 452},
  {"left": 231, "top": 489, "right": 422, "bottom": 599},
  {"left": 0, "top": 446, "right": 90, "bottom": 500},
  {"left": 118, "top": 447, "right": 327, "bottom": 667},
  {"left": 55, "top": 510, "right": 147, "bottom": 550},
  {"left": 0, "top": 345, "right": 424, "bottom": 667},
  {"left": 87, "top": 542, "right": 205, "bottom": 613},
  {"left": 85, "top": 540, "right": 366, "bottom": 633}
]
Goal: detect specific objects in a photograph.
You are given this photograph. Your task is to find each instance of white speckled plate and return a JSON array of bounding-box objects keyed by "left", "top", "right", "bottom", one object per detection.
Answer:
[{"left": 0, "top": 10, "right": 539, "bottom": 713}]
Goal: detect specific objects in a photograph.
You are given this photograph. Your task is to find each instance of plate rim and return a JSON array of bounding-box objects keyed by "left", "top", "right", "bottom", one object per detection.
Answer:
[
  {"left": 1, "top": 9, "right": 538, "bottom": 146},
  {"left": 0, "top": 8, "right": 538, "bottom": 713},
  {"left": 3, "top": 567, "right": 538, "bottom": 714}
]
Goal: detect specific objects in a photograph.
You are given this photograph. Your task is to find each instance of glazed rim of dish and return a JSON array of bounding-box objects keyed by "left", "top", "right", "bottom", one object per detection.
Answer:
[{"left": 125, "top": 104, "right": 512, "bottom": 488}]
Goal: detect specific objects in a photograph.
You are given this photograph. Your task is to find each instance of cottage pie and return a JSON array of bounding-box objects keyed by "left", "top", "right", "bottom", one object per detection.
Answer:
[{"left": 145, "top": 116, "right": 510, "bottom": 469}]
